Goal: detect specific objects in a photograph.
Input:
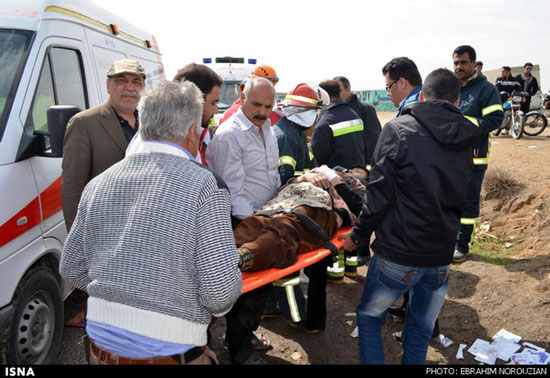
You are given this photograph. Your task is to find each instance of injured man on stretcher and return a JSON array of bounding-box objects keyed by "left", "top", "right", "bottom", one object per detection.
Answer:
[{"left": 234, "top": 165, "right": 367, "bottom": 272}]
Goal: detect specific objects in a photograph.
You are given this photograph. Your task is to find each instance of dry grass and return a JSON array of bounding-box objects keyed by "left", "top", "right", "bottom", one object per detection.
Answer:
[{"left": 483, "top": 167, "right": 526, "bottom": 201}]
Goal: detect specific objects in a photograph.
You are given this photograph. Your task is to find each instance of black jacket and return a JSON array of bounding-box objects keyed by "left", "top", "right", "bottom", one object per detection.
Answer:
[
  {"left": 514, "top": 74, "right": 539, "bottom": 97},
  {"left": 350, "top": 101, "right": 480, "bottom": 267},
  {"left": 310, "top": 99, "right": 365, "bottom": 170},
  {"left": 348, "top": 94, "right": 381, "bottom": 167},
  {"left": 495, "top": 76, "right": 522, "bottom": 99}
]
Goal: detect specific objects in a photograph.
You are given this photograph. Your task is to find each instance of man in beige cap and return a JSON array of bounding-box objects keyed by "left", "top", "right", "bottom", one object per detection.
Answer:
[{"left": 62, "top": 58, "right": 146, "bottom": 231}]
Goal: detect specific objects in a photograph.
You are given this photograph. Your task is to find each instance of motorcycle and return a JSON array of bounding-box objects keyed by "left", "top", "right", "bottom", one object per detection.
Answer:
[
  {"left": 492, "top": 91, "right": 526, "bottom": 139},
  {"left": 523, "top": 91, "right": 550, "bottom": 137}
]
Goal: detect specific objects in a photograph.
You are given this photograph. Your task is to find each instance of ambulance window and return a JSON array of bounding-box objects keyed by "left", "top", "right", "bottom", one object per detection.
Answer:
[
  {"left": 29, "top": 57, "right": 55, "bottom": 133},
  {"left": 50, "top": 48, "right": 87, "bottom": 110},
  {"left": 26, "top": 47, "right": 87, "bottom": 133}
]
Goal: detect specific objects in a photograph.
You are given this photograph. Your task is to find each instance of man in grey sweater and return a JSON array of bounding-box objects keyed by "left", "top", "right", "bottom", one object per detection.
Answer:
[{"left": 60, "top": 80, "right": 242, "bottom": 365}]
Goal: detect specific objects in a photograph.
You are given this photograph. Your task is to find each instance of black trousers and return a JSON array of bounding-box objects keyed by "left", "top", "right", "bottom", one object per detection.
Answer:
[{"left": 225, "top": 284, "right": 273, "bottom": 364}]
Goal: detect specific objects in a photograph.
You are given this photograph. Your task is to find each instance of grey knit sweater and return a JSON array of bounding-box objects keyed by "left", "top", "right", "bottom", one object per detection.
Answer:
[{"left": 60, "top": 142, "right": 242, "bottom": 346}]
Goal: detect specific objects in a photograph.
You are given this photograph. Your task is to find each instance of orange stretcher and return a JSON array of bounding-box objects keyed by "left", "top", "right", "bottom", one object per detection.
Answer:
[{"left": 241, "top": 226, "right": 352, "bottom": 294}]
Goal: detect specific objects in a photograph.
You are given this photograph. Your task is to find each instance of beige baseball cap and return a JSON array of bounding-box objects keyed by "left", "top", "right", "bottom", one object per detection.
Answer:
[{"left": 106, "top": 59, "right": 146, "bottom": 78}]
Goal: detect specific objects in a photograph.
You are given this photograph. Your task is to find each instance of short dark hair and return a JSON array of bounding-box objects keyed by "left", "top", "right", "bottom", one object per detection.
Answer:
[
  {"left": 319, "top": 79, "right": 341, "bottom": 99},
  {"left": 475, "top": 61, "right": 483, "bottom": 67},
  {"left": 382, "top": 57, "right": 422, "bottom": 87},
  {"left": 173, "top": 63, "right": 223, "bottom": 97},
  {"left": 453, "top": 45, "right": 476, "bottom": 62},
  {"left": 524, "top": 62, "right": 533, "bottom": 68},
  {"left": 502, "top": 66, "right": 512, "bottom": 72},
  {"left": 422, "top": 68, "right": 460, "bottom": 103},
  {"left": 333, "top": 76, "right": 350, "bottom": 90}
]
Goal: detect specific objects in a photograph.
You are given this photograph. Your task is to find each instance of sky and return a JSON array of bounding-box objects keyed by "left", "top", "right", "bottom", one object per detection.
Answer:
[{"left": 91, "top": 0, "right": 550, "bottom": 92}]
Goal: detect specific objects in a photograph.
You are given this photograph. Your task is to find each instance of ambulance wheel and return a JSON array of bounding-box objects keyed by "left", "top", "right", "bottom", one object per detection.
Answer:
[{"left": 1, "top": 266, "right": 63, "bottom": 364}]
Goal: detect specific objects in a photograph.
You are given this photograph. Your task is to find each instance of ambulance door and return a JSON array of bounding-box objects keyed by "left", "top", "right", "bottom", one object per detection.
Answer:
[{"left": 19, "top": 38, "right": 89, "bottom": 243}]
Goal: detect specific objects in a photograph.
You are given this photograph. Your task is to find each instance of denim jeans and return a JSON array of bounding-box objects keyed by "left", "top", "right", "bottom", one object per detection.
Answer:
[{"left": 356, "top": 254, "right": 450, "bottom": 364}]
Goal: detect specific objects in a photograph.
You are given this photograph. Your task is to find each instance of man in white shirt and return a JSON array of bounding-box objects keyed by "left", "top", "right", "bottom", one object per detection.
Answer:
[
  {"left": 206, "top": 77, "right": 281, "bottom": 226},
  {"left": 205, "top": 77, "right": 280, "bottom": 364}
]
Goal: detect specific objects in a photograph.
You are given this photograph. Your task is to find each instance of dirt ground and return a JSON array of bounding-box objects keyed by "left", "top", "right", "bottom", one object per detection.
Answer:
[
  {"left": 59, "top": 111, "right": 550, "bottom": 365},
  {"left": 209, "top": 111, "right": 550, "bottom": 365}
]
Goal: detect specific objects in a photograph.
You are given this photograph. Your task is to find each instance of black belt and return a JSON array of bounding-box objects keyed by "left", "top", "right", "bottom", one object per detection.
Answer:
[{"left": 257, "top": 207, "right": 339, "bottom": 263}]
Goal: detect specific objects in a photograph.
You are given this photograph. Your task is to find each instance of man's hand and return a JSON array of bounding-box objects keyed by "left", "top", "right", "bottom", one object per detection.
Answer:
[
  {"left": 295, "top": 171, "right": 330, "bottom": 189},
  {"left": 310, "top": 165, "right": 342, "bottom": 186},
  {"left": 338, "top": 232, "right": 357, "bottom": 251}
]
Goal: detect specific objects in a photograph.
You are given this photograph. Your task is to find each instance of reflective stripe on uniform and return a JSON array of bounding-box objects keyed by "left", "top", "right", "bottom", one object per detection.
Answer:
[
  {"left": 460, "top": 217, "right": 478, "bottom": 225},
  {"left": 329, "top": 119, "right": 364, "bottom": 137},
  {"left": 464, "top": 116, "right": 479, "bottom": 127},
  {"left": 473, "top": 158, "right": 489, "bottom": 165},
  {"left": 294, "top": 169, "right": 310, "bottom": 175},
  {"left": 285, "top": 94, "right": 319, "bottom": 105},
  {"left": 279, "top": 155, "right": 297, "bottom": 168},
  {"left": 345, "top": 256, "right": 358, "bottom": 267},
  {"left": 482, "top": 104, "right": 504, "bottom": 117},
  {"left": 273, "top": 276, "right": 302, "bottom": 321},
  {"left": 273, "top": 277, "right": 301, "bottom": 287},
  {"left": 327, "top": 250, "right": 345, "bottom": 277},
  {"left": 309, "top": 151, "right": 315, "bottom": 161},
  {"left": 366, "top": 164, "right": 371, "bottom": 171}
]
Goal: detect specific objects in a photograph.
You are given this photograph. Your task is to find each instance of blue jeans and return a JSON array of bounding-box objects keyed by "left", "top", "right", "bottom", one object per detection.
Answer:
[{"left": 356, "top": 254, "right": 450, "bottom": 364}]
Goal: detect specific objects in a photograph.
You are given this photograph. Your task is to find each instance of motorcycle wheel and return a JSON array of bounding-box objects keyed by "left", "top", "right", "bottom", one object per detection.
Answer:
[
  {"left": 511, "top": 112, "right": 524, "bottom": 139},
  {"left": 522, "top": 112, "right": 547, "bottom": 136}
]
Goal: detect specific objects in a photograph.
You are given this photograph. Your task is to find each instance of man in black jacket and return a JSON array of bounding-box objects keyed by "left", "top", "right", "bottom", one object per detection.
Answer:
[
  {"left": 495, "top": 66, "right": 523, "bottom": 102},
  {"left": 340, "top": 68, "right": 480, "bottom": 364},
  {"left": 515, "top": 62, "right": 540, "bottom": 113},
  {"left": 333, "top": 76, "right": 382, "bottom": 273},
  {"left": 334, "top": 76, "right": 382, "bottom": 171},
  {"left": 311, "top": 80, "right": 366, "bottom": 170},
  {"left": 311, "top": 79, "right": 369, "bottom": 283}
]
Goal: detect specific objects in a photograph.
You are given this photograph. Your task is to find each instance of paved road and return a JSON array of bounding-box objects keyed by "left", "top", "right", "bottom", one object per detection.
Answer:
[{"left": 56, "top": 292, "right": 87, "bottom": 364}]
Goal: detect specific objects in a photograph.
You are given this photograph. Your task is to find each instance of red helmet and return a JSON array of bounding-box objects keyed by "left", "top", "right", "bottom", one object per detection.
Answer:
[{"left": 283, "top": 83, "right": 322, "bottom": 108}]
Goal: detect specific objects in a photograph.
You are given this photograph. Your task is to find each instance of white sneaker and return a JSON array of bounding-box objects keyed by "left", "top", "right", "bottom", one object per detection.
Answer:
[{"left": 453, "top": 250, "right": 468, "bottom": 263}]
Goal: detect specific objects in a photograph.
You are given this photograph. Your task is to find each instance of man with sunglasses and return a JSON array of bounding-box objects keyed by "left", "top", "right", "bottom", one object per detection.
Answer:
[{"left": 382, "top": 57, "right": 423, "bottom": 117}]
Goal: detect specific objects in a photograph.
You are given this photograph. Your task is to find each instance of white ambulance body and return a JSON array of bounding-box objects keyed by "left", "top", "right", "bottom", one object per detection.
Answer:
[{"left": 0, "top": 0, "right": 164, "bottom": 364}]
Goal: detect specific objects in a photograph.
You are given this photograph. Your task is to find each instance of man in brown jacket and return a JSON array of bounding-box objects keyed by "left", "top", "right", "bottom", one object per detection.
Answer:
[{"left": 61, "top": 59, "right": 146, "bottom": 231}]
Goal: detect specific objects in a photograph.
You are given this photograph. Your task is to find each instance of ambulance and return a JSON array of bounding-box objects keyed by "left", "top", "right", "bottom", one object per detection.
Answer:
[
  {"left": 202, "top": 56, "right": 256, "bottom": 113},
  {"left": 0, "top": 0, "right": 164, "bottom": 364}
]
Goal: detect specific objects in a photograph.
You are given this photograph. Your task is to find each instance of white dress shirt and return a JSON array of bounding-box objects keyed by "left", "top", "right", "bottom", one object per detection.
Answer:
[{"left": 206, "top": 107, "right": 280, "bottom": 219}]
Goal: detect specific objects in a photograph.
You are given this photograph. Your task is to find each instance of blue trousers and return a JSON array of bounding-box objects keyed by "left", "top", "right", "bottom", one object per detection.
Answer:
[{"left": 356, "top": 254, "right": 450, "bottom": 364}]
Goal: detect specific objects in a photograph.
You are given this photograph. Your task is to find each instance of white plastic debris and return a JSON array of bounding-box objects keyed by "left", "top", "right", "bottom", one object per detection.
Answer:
[
  {"left": 468, "top": 339, "right": 490, "bottom": 356},
  {"left": 475, "top": 344, "right": 499, "bottom": 365},
  {"left": 523, "top": 342, "right": 546, "bottom": 352},
  {"left": 493, "top": 329, "right": 522, "bottom": 343},
  {"left": 351, "top": 326, "right": 358, "bottom": 338},
  {"left": 456, "top": 344, "right": 467, "bottom": 360},
  {"left": 510, "top": 349, "right": 550, "bottom": 365},
  {"left": 436, "top": 334, "right": 453, "bottom": 348},
  {"left": 492, "top": 338, "right": 522, "bottom": 361}
]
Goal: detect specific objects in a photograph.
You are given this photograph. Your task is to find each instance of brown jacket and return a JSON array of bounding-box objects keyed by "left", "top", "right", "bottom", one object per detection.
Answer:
[{"left": 61, "top": 101, "right": 129, "bottom": 231}]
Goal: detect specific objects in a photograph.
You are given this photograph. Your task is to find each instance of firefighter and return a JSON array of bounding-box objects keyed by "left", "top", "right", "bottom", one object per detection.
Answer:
[
  {"left": 452, "top": 45, "right": 504, "bottom": 263},
  {"left": 311, "top": 79, "right": 368, "bottom": 283},
  {"left": 262, "top": 83, "right": 328, "bottom": 332}
]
